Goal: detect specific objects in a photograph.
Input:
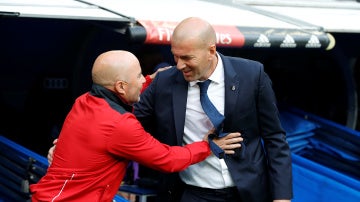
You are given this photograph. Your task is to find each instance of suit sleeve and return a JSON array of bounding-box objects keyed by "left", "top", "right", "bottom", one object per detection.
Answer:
[
  {"left": 106, "top": 113, "right": 211, "bottom": 173},
  {"left": 257, "top": 67, "right": 293, "bottom": 199}
]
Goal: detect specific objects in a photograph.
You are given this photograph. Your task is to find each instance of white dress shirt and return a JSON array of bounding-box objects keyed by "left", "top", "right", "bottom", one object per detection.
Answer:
[{"left": 179, "top": 54, "right": 235, "bottom": 188}]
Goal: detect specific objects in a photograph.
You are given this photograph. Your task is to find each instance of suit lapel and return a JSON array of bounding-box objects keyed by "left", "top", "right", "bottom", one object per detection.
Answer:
[
  {"left": 172, "top": 73, "right": 189, "bottom": 145},
  {"left": 221, "top": 54, "right": 240, "bottom": 127}
]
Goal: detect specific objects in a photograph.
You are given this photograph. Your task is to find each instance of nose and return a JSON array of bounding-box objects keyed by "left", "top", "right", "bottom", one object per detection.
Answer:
[{"left": 176, "top": 60, "right": 186, "bottom": 70}]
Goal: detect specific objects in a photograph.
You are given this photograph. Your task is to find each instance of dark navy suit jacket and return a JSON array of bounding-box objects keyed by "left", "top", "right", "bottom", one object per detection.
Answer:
[{"left": 134, "top": 53, "right": 293, "bottom": 202}]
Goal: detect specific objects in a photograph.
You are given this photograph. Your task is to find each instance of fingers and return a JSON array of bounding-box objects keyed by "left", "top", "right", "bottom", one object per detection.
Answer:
[
  {"left": 223, "top": 143, "right": 241, "bottom": 154},
  {"left": 220, "top": 132, "right": 243, "bottom": 145},
  {"left": 224, "top": 132, "right": 241, "bottom": 139},
  {"left": 47, "top": 145, "right": 56, "bottom": 165},
  {"left": 222, "top": 138, "right": 242, "bottom": 155},
  {"left": 47, "top": 138, "right": 58, "bottom": 165},
  {"left": 150, "top": 66, "right": 173, "bottom": 79},
  {"left": 157, "top": 66, "right": 172, "bottom": 72},
  {"left": 214, "top": 132, "right": 243, "bottom": 155},
  {"left": 222, "top": 140, "right": 242, "bottom": 149}
]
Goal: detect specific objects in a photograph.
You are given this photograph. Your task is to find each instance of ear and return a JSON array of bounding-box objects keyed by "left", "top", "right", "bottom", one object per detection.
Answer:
[
  {"left": 209, "top": 44, "right": 216, "bottom": 56},
  {"left": 114, "top": 80, "right": 126, "bottom": 95}
]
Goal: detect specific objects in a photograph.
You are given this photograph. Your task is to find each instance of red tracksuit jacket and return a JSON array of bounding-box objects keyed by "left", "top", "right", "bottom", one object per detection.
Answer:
[{"left": 30, "top": 84, "right": 210, "bottom": 202}]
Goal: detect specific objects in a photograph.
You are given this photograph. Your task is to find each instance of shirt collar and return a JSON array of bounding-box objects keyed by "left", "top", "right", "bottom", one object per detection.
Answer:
[{"left": 190, "top": 52, "right": 224, "bottom": 87}]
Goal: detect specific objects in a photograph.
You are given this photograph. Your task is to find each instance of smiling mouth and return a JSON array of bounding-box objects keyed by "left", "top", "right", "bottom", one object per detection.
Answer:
[
  {"left": 183, "top": 70, "right": 192, "bottom": 77},
  {"left": 182, "top": 67, "right": 191, "bottom": 73}
]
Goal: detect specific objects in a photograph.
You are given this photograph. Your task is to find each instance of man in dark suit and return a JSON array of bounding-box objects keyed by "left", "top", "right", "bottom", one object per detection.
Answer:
[{"left": 134, "top": 17, "right": 293, "bottom": 202}]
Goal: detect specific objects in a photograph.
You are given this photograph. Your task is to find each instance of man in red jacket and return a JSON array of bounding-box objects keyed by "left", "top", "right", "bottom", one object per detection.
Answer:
[{"left": 30, "top": 50, "right": 242, "bottom": 202}]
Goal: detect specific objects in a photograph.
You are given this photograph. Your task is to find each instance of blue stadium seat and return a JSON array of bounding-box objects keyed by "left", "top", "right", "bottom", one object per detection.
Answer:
[
  {"left": 0, "top": 135, "right": 128, "bottom": 202},
  {"left": 279, "top": 107, "right": 360, "bottom": 201}
]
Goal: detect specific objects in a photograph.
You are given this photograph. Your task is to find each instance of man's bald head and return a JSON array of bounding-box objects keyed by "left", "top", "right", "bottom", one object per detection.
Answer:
[
  {"left": 91, "top": 50, "right": 145, "bottom": 105},
  {"left": 172, "top": 17, "right": 216, "bottom": 48},
  {"left": 92, "top": 50, "right": 139, "bottom": 87},
  {"left": 170, "top": 17, "right": 218, "bottom": 82}
]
